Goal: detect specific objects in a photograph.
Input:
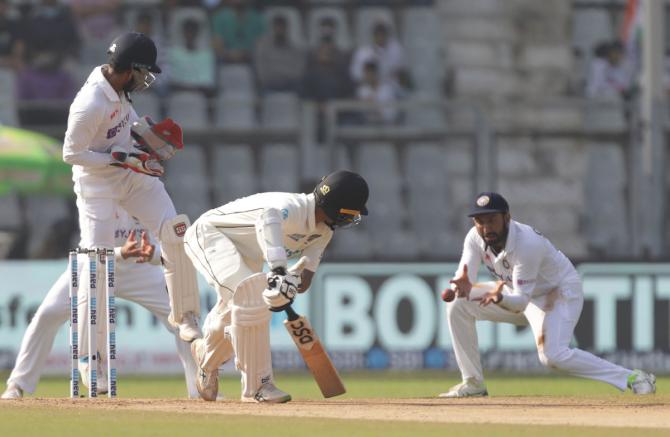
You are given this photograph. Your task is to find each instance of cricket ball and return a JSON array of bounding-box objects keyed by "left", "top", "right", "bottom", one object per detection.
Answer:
[{"left": 441, "top": 288, "right": 456, "bottom": 303}]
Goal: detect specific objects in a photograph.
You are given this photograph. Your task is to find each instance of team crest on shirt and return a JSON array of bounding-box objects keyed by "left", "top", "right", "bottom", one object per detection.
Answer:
[
  {"left": 173, "top": 222, "right": 187, "bottom": 237},
  {"left": 476, "top": 195, "right": 490, "bottom": 206}
]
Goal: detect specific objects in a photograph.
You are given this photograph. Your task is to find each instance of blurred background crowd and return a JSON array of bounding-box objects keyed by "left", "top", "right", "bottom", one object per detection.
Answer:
[{"left": 0, "top": 0, "right": 668, "bottom": 263}]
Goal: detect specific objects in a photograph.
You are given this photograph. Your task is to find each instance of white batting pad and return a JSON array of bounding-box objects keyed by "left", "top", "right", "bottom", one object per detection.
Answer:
[
  {"left": 229, "top": 273, "right": 273, "bottom": 399},
  {"left": 160, "top": 214, "right": 201, "bottom": 326}
]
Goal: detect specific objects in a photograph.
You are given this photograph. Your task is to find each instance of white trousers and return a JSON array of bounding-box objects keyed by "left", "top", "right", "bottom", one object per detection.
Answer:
[
  {"left": 5, "top": 268, "right": 199, "bottom": 398},
  {"left": 446, "top": 283, "right": 632, "bottom": 390},
  {"left": 184, "top": 219, "right": 263, "bottom": 372}
]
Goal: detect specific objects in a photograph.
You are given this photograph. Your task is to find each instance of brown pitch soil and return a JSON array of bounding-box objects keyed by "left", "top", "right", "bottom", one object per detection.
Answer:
[{"left": 6, "top": 396, "right": 670, "bottom": 429}]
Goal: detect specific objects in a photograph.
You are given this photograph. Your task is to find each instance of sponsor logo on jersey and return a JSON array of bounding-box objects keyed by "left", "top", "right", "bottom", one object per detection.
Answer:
[
  {"left": 517, "top": 278, "right": 535, "bottom": 286},
  {"left": 173, "top": 222, "right": 187, "bottom": 237},
  {"left": 106, "top": 113, "right": 130, "bottom": 139},
  {"left": 110, "top": 109, "right": 119, "bottom": 120}
]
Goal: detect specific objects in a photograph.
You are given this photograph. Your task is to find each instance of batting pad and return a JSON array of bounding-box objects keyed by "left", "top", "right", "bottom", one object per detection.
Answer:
[
  {"left": 230, "top": 273, "right": 273, "bottom": 399},
  {"left": 160, "top": 214, "right": 200, "bottom": 326}
]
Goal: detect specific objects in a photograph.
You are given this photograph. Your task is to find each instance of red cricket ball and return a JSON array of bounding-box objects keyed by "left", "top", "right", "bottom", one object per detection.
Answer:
[{"left": 441, "top": 288, "right": 456, "bottom": 303}]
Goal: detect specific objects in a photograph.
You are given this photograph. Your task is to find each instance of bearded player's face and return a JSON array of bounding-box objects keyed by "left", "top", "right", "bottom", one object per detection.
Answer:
[{"left": 473, "top": 213, "right": 510, "bottom": 248}]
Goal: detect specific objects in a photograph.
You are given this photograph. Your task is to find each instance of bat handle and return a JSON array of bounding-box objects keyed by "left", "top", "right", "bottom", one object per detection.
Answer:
[{"left": 284, "top": 305, "right": 300, "bottom": 321}]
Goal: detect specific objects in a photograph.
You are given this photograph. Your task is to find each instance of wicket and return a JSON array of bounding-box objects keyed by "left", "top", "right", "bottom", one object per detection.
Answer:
[{"left": 68, "top": 248, "right": 117, "bottom": 398}]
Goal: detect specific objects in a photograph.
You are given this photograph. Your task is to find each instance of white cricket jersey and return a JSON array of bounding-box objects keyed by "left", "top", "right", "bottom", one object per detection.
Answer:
[
  {"left": 457, "top": 220, "right": 581, "bottom": 301},
  {"left": 62, "top": 66, "right": 140, "bottom": 197},
  {"left": 83, "top": 208, "right": 162, "bottom": 276},
  {"left": 197, "top": 192, "right": 333, "bottom": 272}
]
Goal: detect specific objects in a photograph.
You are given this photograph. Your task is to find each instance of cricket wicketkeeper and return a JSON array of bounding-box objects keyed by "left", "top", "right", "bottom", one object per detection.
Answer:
[{"left": 61, "top": 32, "right": 201, "bottom": 343}]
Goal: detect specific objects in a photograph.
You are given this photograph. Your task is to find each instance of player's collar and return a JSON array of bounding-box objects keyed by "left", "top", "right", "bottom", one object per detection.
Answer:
[{"left": 93, "top": 65, "right": 121, "bottom": 103}]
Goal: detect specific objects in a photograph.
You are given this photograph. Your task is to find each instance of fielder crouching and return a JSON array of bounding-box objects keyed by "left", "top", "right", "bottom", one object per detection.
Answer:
[
  {"left": 184, "top": 170, "right": 369, "bottom": 402},
  {"left": 442, "top": 192, "right": 656, "bottom": 398}
]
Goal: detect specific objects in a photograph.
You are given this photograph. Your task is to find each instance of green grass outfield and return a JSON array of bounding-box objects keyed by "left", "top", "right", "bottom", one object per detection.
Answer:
[{"left": 1, "top": 371, "right": 668, "bottom": 437}]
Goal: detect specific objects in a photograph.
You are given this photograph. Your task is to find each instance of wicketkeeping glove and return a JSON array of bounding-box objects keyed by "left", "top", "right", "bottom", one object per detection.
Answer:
[
  {"left": 111, "top": 146, "right": 164, "bottom": 177},
  {"left": 262, "top": 267, "right": 301, "bottom": 312}
]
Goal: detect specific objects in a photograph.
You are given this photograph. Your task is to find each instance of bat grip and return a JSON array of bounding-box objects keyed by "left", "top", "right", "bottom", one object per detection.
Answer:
[{"left": 284, "top": 305, "right": 300, "bottom": 321}]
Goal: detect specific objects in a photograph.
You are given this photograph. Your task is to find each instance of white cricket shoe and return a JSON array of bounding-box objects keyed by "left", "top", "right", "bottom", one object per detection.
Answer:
[
  {"left": 628, "top": 369, "right": 656, "bottom": 395},
  {"left": 438, "top": 378, "right": 488, "bottom": 398},
  {"left": 1, "top": 383, "right": 23, "bottom": 399},
  {"left": 178, "top": 312, "right": 202, "bottom": 342},
  {"left": 79, "top": 355, "right": 108, "bottom": 395},
  {"left": 191, "top": 339, "right": 218, "bottom": 401},
  {"left": 243, "top": 382, "right": 292, "bottom": 403}
]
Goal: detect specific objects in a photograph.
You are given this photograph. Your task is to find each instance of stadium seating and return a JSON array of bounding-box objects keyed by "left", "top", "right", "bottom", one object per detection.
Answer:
[
  {"left": 132, "top": 92, "right": 162, "bottom": 121},
  {"left": 167, "top": 91, "right": 209, "bottom": 129},
  {"left": 0, "top": 68, "right": 18, "bottom": 126},
  {"left": 212, "top": 144, "right": 257, "bottom": 205},
  {"left": 261, "top": 92, "right": 300, "bottom": 129},
  {"left": 260, "top": 144, "right": 300, "bottom": 193},
  {"left": 24, "top": 195, "right": 70, "bottom": 258},
  {"left": 163, "top": 144, "right": 211, "bottom": 219},
  {"left": 216, "top": 94, "right": 256, "bottom": 129},
  {"left": 0, "top": 194, "right": 22, "bottom": 231},
  {"left": 219, "top": 65, "right": 256, "bottom": 98}
]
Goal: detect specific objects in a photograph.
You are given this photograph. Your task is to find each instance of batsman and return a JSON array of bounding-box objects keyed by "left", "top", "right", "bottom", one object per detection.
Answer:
[
  {"left": 184, "top": 170, "right": 369, "bottom": 402},
  {"left": 61, "top": 32, "right": 201, "bottom": 342}
]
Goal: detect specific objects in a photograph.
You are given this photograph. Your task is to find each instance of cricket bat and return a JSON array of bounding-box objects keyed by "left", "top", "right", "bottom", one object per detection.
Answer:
[
  {"left": 283, "top": 256, "right": 345, "bottom": 398},
  {"left": 284, "top": 305, "right": 346, "bottom": 398}
]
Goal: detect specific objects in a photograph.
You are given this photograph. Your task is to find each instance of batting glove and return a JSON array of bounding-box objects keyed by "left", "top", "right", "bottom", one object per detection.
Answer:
[
  {"left": 262, "top": 267, "right": 301, "bottom": 312},
  {"left": 111, "top": 146, "right": 164, "bottom": 177}
]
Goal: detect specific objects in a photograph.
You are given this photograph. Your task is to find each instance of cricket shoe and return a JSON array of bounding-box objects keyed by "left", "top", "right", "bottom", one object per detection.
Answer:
[
  {"left": 628, "top": 369, "right": 656, "bottom": 394},
  {"left": 79, "top": 354, "right": 109, "bottom": 395},
  {"left": 178, "top": 312, "right": 202, "bottom": 342},
  {"left": 438, "top": 378, "right": 488, "bottom": 398},
  {"left": 191, "top": 339, "right": 218, "bottom": 401},
  {"left": 243, "top": 382, "right": 292, "bottom": 403},
  {"left": 1, "top": 383, "right": 23, "bottom": 399}
]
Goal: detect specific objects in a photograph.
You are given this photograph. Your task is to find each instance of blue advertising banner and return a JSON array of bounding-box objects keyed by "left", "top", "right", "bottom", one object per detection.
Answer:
[{"left": 1, "top": 261, "right": 669, "bottom": 374}]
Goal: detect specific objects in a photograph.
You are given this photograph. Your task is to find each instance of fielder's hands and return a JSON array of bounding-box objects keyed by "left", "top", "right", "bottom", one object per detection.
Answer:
[
  {"left": 262, "top": 267, "right": 301, "bottom": 312},
  {"left": 111, "top": 146, "right": 164, "bottom": 177},
  {"left": 449, "top": 265, "right": 472, "bottom": 299},
  {"left": 120, "top": 230, "right": 156, "bottom": 263},
  {"left": 476, "top": 281, "right": 506, "bottom": 307}
]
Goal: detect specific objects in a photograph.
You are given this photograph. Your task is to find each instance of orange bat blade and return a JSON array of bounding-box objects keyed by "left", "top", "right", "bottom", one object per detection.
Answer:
[{"left": 284, "top": 315, "right": 346, "bottom": 398}]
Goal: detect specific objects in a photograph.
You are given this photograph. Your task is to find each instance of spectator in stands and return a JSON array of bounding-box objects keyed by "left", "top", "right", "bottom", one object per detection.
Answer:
[
  {"left": 254, "top": 14, "right": 305, "bottom": 94},
  {"left": 356, "top": 60, "right": 398, "bottom": 125},
  {"left": 316, "top": 16, "right": 341, "bottom": 48},
  {"left": 167, "top": 18, "right": 216, "bottom": 96},
  {"left": 585, "top": 40, "right": 630, "bottom": 99},
  {"left": 350, "top": 21, "right": 408, "bottom": 93},
  {"left": 302, "top": 34, "right": 353, "bottom": 140},
  {"left": 135, "top": 9, "right": 169, "bottom": 99},
  {"left": 15, "top": 0, "right": 79, "bottom": 101},
  {"left": 0, "top": 0, "right": 23, "bottom": 70},
  {"left": 211, "top": 0, "right": 265, "bottom": 64},
  {"left": 70, "top": 0, "right": 121, "bottom": 46}
]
